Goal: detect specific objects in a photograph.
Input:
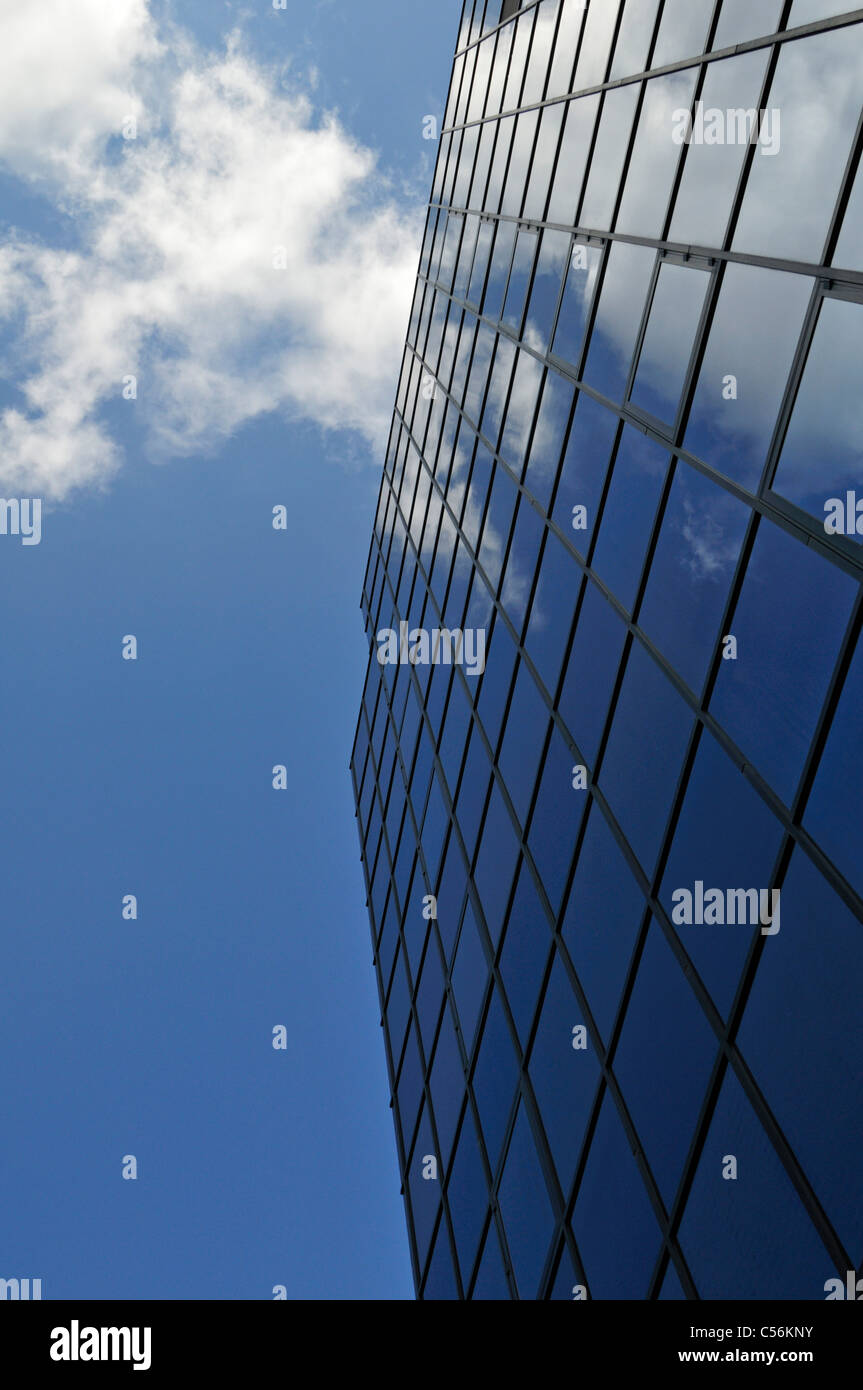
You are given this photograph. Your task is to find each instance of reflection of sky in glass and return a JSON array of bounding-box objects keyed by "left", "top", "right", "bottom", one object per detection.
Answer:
[
  {"left": 684, "top": 263, "right": 812, "bottom": 492},
  {"left": 630, "top": 262, "right": 710, "bottom": 427},
  {"left": 772, "top": 297, "right": 863, "bottom": 526}
]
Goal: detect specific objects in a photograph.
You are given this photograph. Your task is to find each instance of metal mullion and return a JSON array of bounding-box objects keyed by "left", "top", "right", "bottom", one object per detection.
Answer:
[
  {"left": 416, "top": 251, "right": 863, "bottom": 580},
  {"left": 426, "top": 208, "right": 863, "bottom": 289},
  {"left": 445, "top": 10, "right": 863, "bottom": 132}
]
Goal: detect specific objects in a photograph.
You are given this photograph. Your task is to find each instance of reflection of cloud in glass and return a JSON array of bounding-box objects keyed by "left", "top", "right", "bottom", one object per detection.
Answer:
[
  {"left": 684, "top": 263, "right": 812, "bottom": 492},
  {"left": 678, "top": 492, "right": 742, "bottom": 582},
  {"left": 732, "top": 27, "right": 863, "bottom": 263},
  {"left": 668, "top": 48, "right": 769, "bottom": 247},
  {"left": 772, "top": 297, "right": 863, "bottom": 520}
]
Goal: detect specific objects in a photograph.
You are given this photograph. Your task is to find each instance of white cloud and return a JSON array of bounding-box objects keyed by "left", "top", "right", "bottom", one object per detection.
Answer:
[{"left": 0, "top": 2, "right": 424, "bottom": 500}]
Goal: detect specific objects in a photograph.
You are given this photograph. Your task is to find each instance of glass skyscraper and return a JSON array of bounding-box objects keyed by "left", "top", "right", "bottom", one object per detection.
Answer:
[{"left": 350, "top": 0, "right": 863, "bottom": 1300}]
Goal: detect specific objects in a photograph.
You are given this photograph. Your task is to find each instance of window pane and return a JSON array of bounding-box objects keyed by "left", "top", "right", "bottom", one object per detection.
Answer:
[
  {"left": 429, "top": 1006, "right": 465, "bottom": 1172},
  {"left": 467, "top": 218, "right": 494, "bottom": 307},
  {"left": 386, "top": 941, "right": 412, "bottom": 1065},
  {"left": 732, "top": 27, "right": 863, "bottom": 263},
  {"left": 558, "top": 580, "right": 628, "bottom": 768},
  {"left": 524, "top": 529, "right": 579, "bottom": 697},
  {"left": 473, "top": 985, "right": 520, "bottom": 1173},
  {"left": 614, "top": 917, "right": 719, "bottom": 1208},
  {"left": 600, "top": 641, "right": 694, "bottom": 876},
  {"left": 546, "top": 95, "right": 600, "bottom": 226},
  {"left": 659, "top": 1261, "right": 686, "bottom": 1299},
  {"left": 408, "top": 1102, "right": 442, "bottom": 1274},
  {"left": 630, "top": 262, "right": 711, "bottom": 427},
  {"left": 447, "top": 1108, "right": 490, "bottom": 1289},
  {"left": 398, "top": 1020, "right": 424, "bottom": 1151},
  {"left": 550, "top": 1243, "right": 582, "bottom": 1299},
  {"left": 616, "top": 71, "right": 696, "bottom": 237},
  {"left": 668, "top": 49, "right": 770, "bottom": 247},
  {"left": 579, "top": 84, "right": 640, "bottom": 231},
  {"left": 583, "top": 241, "right": 656, "bottom": 402},
  {"left": 472, "top": 1221, "right": 512, "bottom": 1298},
  {"left": 485, "top": 115, "right": 516, "bottom": 215},
  {"left": 453, "top": 126, "right": 479, "bottom": 209},
  {"left": 713, "top": 0, "right": 783, "bottom": 49},
  {"left": 468, "top": 34, "right": 495, "bottom": 121},
  {"left": 652, "top": 0, "right": 713, "bottom": 67},
  {"left": 452, "top": 897, "right": 489, "bottom": 1052},
  {"left": 638, "top": 461, "right": 749, "bottom": 695},
  {"left": 503, "top": 9, "right": 533, "bottom": 111},
  {"left": 709, "top": 520, "right": 857, "bottom": 806},
  {"left": 499, "top": 349, "right": 544, "bottom": 476},
  {"left": 561, "top": 801, "right": 645, "bottom": 1045},
  {"left": 551, "top": 241, "right": 604, "bottom": 369},
  {"left": 480, "top": 339, "right": 517, "bottom": 450},
  {"left": 524, "top": 366, "right": 575, "bottom": 514},
  {"left": 835, "top": 146, "right": 863, "bottom": 270},
  {"left": 498, "top": 1101, "right": 557, "bottom": 1298},
  {"left": 525, "top": 229, "right": 570, "bottom": 354},
  {"left": 522, "top": 0, "right": 561, "bottom": 107},
  {"left": 423, "top": 1220, "right": 459, "bottom": 1300},
  {"left": 503, "top": 500, "right": 544, "bottom": 635},
  {"left": 610, "top": 0, "right": 661, "bottom": 80},
  {"left": 551, "top": 390, "right": 619, "bottom": 559},
  {"left": 417, "top": 933, "right": 446, "bottom": 1058},
  {"left": 501, "top": 109, "right": 539, "bottom": 217},
  {"left": 455, "top": 724, "right": 492, "bottom": 861},
  {"left": 474, "top": 781, "right": 521, "bottom": 946},
  {"left": 502, "top": 228, "right": 539, "bottom": 336},
  {"left": 477, "top": 610, "right": 518, "bottom": 751},
  {"left": 804, "top": 635, "right": 863, "bottom": 901},
  {"left": 771, "top": 297, "right": 863, "bottom": 532},
  {"left": 486, "top": 25, "right": 514, "bottom": 119},
  {"left": 684, "top": 262, "right": 812, "bottom": 493},
  {"left": 498, "top": 660, "right": 551, "bottom": 827},
  {"left": 524, "top": 102, "right": 565, "bottom": 221},
  {"left": 527, "top": 722, "right": 588, "bottom": 914},
  {"left": 571, "top": 1090, "right": 663, "bottom": 1298},
  {"left": 574, "top": 0, "right": 621, "bottom": 87},
  {"left": 435, "top": 832, "right": 468, "bottom": 961},
  {"left": 790, "top": 0, "right": 856, "bottom": 20},
  {"left": 528, "top": 945, "right": 602, "bottom": 1191},
  {"left": 469, "top": 120, "right": 496, "bottom": 208},
  {"left": 500, "top": 859, "right": 554, "bottom": 1050},
  {"left": 679, "top": 1066, "right": 833, "bottom": 1299},
  {"left": 591, "top": 426, "right": 671, "bottom": 614},
  {"left": 737, "top": 848, "right": 863, "bottom": 1264},
  {"left": 659, "top": 728, "right": 784, "bottom": 1019},
  {"left": 454, "top": 213, "right": 480, "bottom": 298}
]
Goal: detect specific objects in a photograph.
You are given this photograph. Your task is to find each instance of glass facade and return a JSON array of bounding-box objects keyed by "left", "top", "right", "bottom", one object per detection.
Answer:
[{"left": 350, "top": 0, "right": 863, "bottom": 1300}]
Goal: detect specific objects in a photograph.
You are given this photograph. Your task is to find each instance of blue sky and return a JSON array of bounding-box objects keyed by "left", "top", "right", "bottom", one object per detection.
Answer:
[{"left": 0, "top": 0, "right": 459, "bottom": 1299}]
